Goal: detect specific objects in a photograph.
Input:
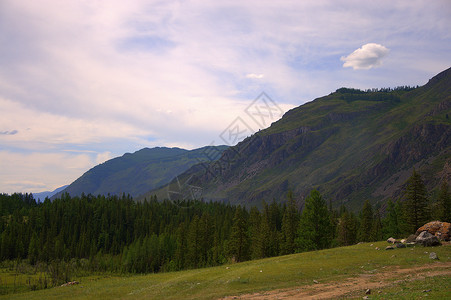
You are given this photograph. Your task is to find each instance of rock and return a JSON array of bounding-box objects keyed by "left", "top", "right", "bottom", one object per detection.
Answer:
[
  {"left": 406, "top": 234, "right": 418, "bottom": 243},
  {"left": 400, "top": 239, "right": 406, "bottom": 243},
  {"left": 362, "top": 296, "right": 369, "bottom": 300},
  {"left": 365, "top": 288, "right": 371, "bottom": 295},
  {"left": 395, "top": 243, "right": 406, "bottom": 248},
  {"left": 429, "top": 252, "right": 439, "bottom": 260},
  {"left": 313, "top": 280, "right": 319, "bottom": 284},
  {"left": 406, "top": 242, "right": 415, "bottom": 247},
  {"left": 387, "top": 237, "right": 398, "bottom": 244},
  {"left": 385, "top": 246, "right": 395, "bottom": 250},
  {"left": 415, "top": 231, "right": 441, "bottom": 247},
  {"left": 60, "top": 281, "right": 79, "bottom": 287},
  {"left": 375, "top": 247, "right": 380, "bottom": 250},
  {"left": 416, "top": 221, "right": 451, "bottom": 241}
]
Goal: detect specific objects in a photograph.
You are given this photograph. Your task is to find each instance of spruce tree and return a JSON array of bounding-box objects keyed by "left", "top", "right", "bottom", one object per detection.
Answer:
[
  {"left": 382, "top": 199, "right": 401, "bottom": 239},
  {"left": 337, "top": 209, "right": 357, "bottom": 246},
  {"left": 370, "top": 210, "right": 383, "bottom": 241},
  {"left": 358, "top": 200, "right": 373, "bottom": 242},
  {"left": 438, "top": 181, "right": 450, "bottom": 222},
  {"left": 404, "top": 169, "right": 429, "bottom": 233},
  {"left": 228, "top": 206, "right": 249, "bottom": 262},
  {"left": 295, "top": 190, "right": 332, "bottom": 251},
  {"left": 281, "top": 191, "right": 299, "bottom": 255}
]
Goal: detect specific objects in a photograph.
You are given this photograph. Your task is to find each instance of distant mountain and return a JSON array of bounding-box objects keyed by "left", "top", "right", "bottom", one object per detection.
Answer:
[
  {"left": 53, "top": 146, "right": 228, "bottom": 199},
  {"left": 34, "top": 185, "right": 68, "bottom": 201},
  {"left": 145, "top": 67, "right": 451, "bottom": 210}
]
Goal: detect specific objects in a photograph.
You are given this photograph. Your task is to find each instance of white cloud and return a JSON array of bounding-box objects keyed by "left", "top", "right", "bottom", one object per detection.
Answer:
[
  {"left": 246, "top": 73, "right": 264, "bottom": 79},
  {"left": 0, "top": 151, "right": 94, "bottom": 194},
  {"left": 341, "top": 43, "right": 389, "bottom": 70},
  {"left": 96, "top": 152, "right": 113, "bottom": 165},
  {"left": 0, "top": 0, "right": 450, "bottom": 193}
]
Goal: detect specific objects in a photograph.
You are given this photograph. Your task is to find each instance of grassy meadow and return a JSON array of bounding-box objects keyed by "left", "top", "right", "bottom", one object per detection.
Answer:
[{"left": 1, "top": 241, "right": 450, "bottom": 299}]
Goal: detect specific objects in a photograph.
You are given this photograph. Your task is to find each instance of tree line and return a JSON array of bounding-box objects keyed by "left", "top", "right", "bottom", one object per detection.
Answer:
[{"left": 1, "top": 170, "right": 449, "bottom": 279}]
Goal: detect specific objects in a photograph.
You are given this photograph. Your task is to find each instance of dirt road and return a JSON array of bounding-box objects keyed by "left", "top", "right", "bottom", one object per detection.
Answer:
[{"left": 221, "top": 262, "right": 451, "bottom": 299}]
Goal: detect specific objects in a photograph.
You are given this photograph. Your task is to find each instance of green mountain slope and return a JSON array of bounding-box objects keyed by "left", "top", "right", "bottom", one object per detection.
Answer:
[
  {"left": 148, "top": 68, "right": 451, "bottom": 209},
  {"left": 54, "top": 146, "right": 228, "bottom": 198}
]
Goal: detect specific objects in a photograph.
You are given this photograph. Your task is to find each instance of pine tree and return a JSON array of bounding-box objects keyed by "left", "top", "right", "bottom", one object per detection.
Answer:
[
  {"left": 404, "top": 169, "right": 429, "bottom": 233},
  {"left": 186, "top": 215, "right": 200, "bottom": 268},
  {"left": 295, "top": 190, "right": 332, "bottom": 251},
  {"left": 337, "top": 209, "right": 357, "bottom": 246},
  {"left": 228, "top": 206, "right": 249, "bottom": 262},
  {"left": 248, "top": 206, "right": 262, "bottom": 259},
  {"left": 370, "top": 210, "right": 383, "bottom": 241},
  {"left": 438, "top": 181, "right": 450, "bottom": 222},
  {"left": 382, "top": 199, "right": 401, "bottom": 239},
  {"left": 358, "top": 200, "right": 373, "bottom": 242},
  {"left": 281, "top": 191, "right": 299, "bottom": 255}
]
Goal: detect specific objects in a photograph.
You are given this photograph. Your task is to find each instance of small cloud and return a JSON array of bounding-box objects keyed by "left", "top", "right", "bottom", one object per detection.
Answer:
[
  {"left": 96, "top": 151, "right": 113, "bottom": 164},
  {"left": 0, "top": 130, "right": 18, "bottom": 135},
  {"left": 246, "top": 73, "right": 264, "bottom": 79},
  {"left": 341, "top": 43, "right": 389, "bottom": 70}
]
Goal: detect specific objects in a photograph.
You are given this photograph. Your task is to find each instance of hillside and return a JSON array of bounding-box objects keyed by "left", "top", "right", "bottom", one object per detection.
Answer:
[
  {"left": 3, "top": 242, "right": 450, "bottom": 299},
  {"left": 146, "top": 68, "right": 451, "bottom": 209},
  {"left": 54, "top": 146, "right": 227, "bottom": 198}
]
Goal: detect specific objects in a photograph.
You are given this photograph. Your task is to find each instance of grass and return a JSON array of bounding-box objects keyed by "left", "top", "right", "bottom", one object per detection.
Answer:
[
  {"left": 1, "top": 241, "right": 450, "bottom": 299},
  {"left": 371, "top": 274, "right": 451, "bottom": 299}
]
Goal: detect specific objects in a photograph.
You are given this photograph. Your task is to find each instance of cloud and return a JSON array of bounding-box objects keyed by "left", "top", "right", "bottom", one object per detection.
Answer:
[
  {"left": 0, "top": 0, "right": 450, "bottom": 193},
  {"left": 0, "top": 130, "right": 18, "bottom": 135},
  {"left": 341, "top": 43, "right": 389, "bottom": 70},
  {"left": 246, "top": 73, "right": 264, "bottom": 79},
  {"left": 0, "top": 151, "right": 94, "bottom": 194}
]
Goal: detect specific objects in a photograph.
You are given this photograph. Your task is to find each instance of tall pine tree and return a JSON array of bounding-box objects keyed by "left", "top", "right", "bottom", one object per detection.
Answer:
[
  {"left": 228, "top": 206, "right": 249, "bottom": 262},
  {"left": 404, "top": 169, "right": 429, "bottom": 233},
  {"left": 295, "top": 190, "right": 332, "bottom": 252},
  {"left": 281, "top": 191, "right": 299, "bottom": 255},
  {"left": 358, "top": 200, "right": 373, "bottom": 242},
  {"left": 438, "top": 181, "right": 450, "bottom": 222}
]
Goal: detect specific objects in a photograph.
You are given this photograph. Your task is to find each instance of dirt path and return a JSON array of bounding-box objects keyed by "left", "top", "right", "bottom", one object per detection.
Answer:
[{"left": 221, "top": 262, "right": 451, "bottom": 299}]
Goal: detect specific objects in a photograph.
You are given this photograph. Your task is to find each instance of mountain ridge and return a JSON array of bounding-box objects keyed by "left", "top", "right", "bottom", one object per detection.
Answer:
[
  {"left": 143, "top": 67, "right": 451, "bottom": 209},
  {"left": 53, "top": 145, "right": 228, "bottom": 199}
]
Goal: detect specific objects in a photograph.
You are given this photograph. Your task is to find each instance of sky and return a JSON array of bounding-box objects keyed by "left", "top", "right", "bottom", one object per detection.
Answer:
[{"left": 1, "top": 0, "right": 450, "bottom": 194}]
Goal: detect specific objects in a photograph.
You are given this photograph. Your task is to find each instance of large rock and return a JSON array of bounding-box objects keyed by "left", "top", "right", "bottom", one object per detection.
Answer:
[
  {"left": 416, "top": 221, "right": 451, "bottom": 241},
  {"left": 406, "top": 234, "right": 418, "bottom": 243},
  {"left": 415, "top": 231, "right": 441, "bottom": 246}
]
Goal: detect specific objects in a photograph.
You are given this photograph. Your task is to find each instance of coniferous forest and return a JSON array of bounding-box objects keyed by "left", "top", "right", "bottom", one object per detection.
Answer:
[{"left": 0, "top": 171, "right": 449, "bottom": 290}]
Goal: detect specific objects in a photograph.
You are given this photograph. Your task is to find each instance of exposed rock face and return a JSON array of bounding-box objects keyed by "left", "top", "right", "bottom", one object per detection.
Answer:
[
  {"left": 416, "top": 221, "right": 451, "bottom": 241},
  {"left": 415, "top": 231, "right": 441, "bottom": 247}
]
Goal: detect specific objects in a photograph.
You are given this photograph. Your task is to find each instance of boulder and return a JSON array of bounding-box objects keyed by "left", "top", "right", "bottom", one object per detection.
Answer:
[
  {"left": 429, "top": 252, "right": 439, "bottom": 260},
  {"left": 386, "top": 237, "right": 398, "bottom": 244},
  {"left": 406, "top": 234, "right": 418, "bottom": 243},
  {"left": 416, "top": 221, "right": 451, "bottom": 241},
  {"left": 385, "top": 246, "right": 395, "bottom": 250},
  {"left": 415, "top": 231, "right": 441, "bottom": 247},
  {"left": 395, "top": 243, "right": 406, "bottom": 248}
]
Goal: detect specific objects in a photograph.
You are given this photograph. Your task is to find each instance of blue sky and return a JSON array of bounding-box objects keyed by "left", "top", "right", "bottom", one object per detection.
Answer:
[{"left": 0, "top": 0, "right": 450, "bottom": 193}]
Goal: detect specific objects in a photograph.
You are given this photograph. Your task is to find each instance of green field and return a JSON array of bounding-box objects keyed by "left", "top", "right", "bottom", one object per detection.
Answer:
[{"left": 2, "top": 242, "right": 450, "bottom": 299}]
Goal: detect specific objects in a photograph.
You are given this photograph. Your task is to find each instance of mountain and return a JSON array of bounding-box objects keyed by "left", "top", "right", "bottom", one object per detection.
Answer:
[
  {"left": 34, "top": 185, "right": 68, "bottom": 201},
  {"left": 144, "top": 68, "right": 451, "bottom": 209},
  {"left": 53, "top": 146, "right": 228, "bottom": 199}
]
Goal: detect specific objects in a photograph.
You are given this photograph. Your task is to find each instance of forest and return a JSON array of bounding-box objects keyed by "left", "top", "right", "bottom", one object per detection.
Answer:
[{"left": 0, "top": 170, "right": 449, "bottom": 291}]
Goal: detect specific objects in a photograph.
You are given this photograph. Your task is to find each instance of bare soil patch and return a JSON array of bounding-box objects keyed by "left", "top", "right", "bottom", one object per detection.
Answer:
[{"left": 220, "top": 262, "right": 451, "bottom": 299}]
